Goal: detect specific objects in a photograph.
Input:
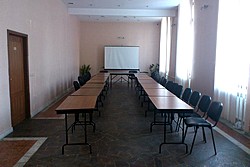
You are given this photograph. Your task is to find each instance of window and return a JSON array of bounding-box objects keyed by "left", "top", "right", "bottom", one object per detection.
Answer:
[
  {"left": 159, "top": 17, "right": 172, "bottom": 77},
  {"left": 175, "top": 0, "right": 194, "bottom": 87},
  {"left": 214, "top": 0, "right": 250, "bottom": 132}
]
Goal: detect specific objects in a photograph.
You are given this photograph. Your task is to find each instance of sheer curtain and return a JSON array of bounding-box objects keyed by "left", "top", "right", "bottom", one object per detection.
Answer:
[
  {"left": 175, "top": 0, "right": 194, "bottom": 87},
  {"left": 214, "top": 0, "right": 250, "bottom": 132},
  {"left": 159, "top": 17, "right": 172, "bottom": 77}
]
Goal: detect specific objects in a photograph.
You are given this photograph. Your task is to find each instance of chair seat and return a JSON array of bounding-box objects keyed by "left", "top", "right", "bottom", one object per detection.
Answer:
[
  {"left": 179, "top": 111, "right": 202, "bottom": 118},
  {"left": 179, "top": 112, "right": 193, "bottom": 118},
  {"left": 184, "top": 117, "right": 211, "bottom": 127},
  {"left": 128, "top": 75, "right": 136, "bottom": 79},
  {"left": 183, "top": 101, "right": 223, "bottom": 154}
]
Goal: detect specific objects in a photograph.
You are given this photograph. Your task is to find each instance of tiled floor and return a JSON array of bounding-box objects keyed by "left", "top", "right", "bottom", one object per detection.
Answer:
[
  {"left": 0, "top": 137, "right": 46, "bottom": 167},
  {"left": 4, "top": 83, "right": 250, "bottom": 166},
  {"left": 0, "top": 139, "right": 36, "bottom": 167}
]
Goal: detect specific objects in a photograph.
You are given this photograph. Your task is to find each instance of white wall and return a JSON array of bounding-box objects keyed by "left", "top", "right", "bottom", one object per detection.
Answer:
[
  {"left": 191, "top": 0, "right": 219, "bottom": 97},
  {"left": 0, "top": 0, "right": 80, "bottom": 138},
  {"left": 80, "top": 22, "right": 161, "bottom": 75}
]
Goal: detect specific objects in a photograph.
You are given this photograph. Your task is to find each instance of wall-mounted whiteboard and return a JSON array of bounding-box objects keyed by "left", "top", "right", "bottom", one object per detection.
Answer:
[{"left": 104, "top": 46, "right": 139, "bottom": 70}]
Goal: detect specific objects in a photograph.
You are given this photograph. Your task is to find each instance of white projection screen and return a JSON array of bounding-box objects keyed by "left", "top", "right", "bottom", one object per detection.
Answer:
[{"left": 104, "top": 46, "right": 139, "bottom": 70}]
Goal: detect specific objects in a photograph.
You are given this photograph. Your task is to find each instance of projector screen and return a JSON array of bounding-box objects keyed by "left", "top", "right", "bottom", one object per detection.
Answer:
[{"left": 104, "top": 46, "right": 139, "bottom": 70}]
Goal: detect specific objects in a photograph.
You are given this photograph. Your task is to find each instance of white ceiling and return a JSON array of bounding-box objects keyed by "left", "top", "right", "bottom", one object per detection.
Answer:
[{"left": 61, "top": 0, "right": 181, "bottom": 22}]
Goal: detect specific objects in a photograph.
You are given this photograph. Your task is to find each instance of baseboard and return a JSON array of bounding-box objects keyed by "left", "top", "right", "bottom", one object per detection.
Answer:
[{"left": 0, "top": 127, "right": 13, "bottom": 140}]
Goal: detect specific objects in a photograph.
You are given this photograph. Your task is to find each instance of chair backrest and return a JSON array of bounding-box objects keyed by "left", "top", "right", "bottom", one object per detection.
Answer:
[
  {"left": 129, "top": 70, "right": 138, "bottom": 74},
  {"left": 181, "top": 88, "right": 192, "bottom": 103},
  {"left": 173, "top": 84, "right": 183, "bottom": 98},
  {"left": 151, "top": 71, "right": 161, "bottom": 82},
  {"left": 73, "top": 81, "right": 80, "bottom": 91},
  {"left": 129, "top": 70, "right": 137, "bottom": 78},
  {"left": 165, "top": 81, "right": 174, "bottom": 91},
  {"left": 206, "top": 101, "right": 223, "bottom": 127},
  {"left": 78, "top": 76, "right": 86, "bottom": 86},
  {"left": 159, "top": 77, "right": 167, "bottom": 86},
  {"left": 85, "top": 71, "right": 91, "bottom": 81},
  {"left": 150, "top": 71, "right": 157, "bottom": 78},
  {"left": 197, "top": 95, "right": 212, "bottom": 116},
  {"left": 189, "top": 91, "right": 201, "bottom": 108},
  {"left": 171, "top": 83, "right": 178, "bottom": 94}
]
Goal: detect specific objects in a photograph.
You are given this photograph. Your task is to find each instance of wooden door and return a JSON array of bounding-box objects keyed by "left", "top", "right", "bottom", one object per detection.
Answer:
[{"left": 8, "top": 32, "right": 29, "bottom": 126}]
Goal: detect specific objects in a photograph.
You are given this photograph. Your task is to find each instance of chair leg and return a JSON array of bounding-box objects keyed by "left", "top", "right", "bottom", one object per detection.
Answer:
[
  {"left": 210, "top": 128, "right": 217, "bottom": 155},
  {"left": 181, "top": 118, "right": 184, "bottom": 131},
  {"left": 202, "top": 127, "right": 207, "bottom": 143},
  {"left": 183, "top": 126, "right": 189, "bottom": 142},
  {"left": 175, "top": 117, "right": 180, "bottom": 132},
  {"left": 167, "top": 113, "right": 173, "bottom": 133},
  {"left": 170, "top": 119, "right": 173, "bottom": 133},
  {"left": 190, "top": 126, "right": 199, "bottom": 154}
]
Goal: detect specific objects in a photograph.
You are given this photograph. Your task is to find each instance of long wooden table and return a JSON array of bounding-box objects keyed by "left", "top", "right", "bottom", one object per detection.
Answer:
[
  {"left": 135, "top": 74, "right": 194, "bottom": 153},
  {"left": 56, "top": 73, "right": 111, "bottom": 155},
  {"left": 137, "top": 83, "right": 165, "bottom": 107},
  {"left": 149, "top": 96, "right": 193, "bottom": 153},
  {"left": 72, "top": 87, "right": 104, "bottom": 110},
  {"left": 143, "top": 88, "right": 176, "bottom": 115},
  {"left": 71, "top": 87, "right": 103, "bottom": 96},
  {"left": 140, "top": 83, "right": 165, "bottom": 89},
  {"left": 81, "top": 83, "right": 105, "bottom": 88},
  {"left": 134, "top": 73, "right": 150, "bottom": 79},
  {"left": 137, "top": 78, "right": 157, "bottom": 84},
  {"left": 56, "top": 95, "right": 98, "bottom": 154},
  {"left": 144, "top": 88, "right": 175, "bottom": 97}
]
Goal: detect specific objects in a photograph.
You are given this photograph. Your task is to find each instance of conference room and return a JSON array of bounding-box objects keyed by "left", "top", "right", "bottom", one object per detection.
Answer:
[{"left": 0, "top": 0, "right": 249, "bottom": 166}]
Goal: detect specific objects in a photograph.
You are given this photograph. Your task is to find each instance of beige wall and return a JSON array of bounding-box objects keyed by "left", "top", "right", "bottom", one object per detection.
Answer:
[
  {"left": 0, "top": 0, "right": 80, "bottom": 138},
  {"left": 191, "top": 0, "right": 219, "bottom": 97},
  {"left": 80, "top": 22, "right": 161, "bottom": 75}
]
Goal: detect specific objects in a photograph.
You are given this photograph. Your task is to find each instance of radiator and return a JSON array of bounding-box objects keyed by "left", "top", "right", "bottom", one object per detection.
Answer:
[{"left": 235, "top": 85, "right": 247, "bottom": 130}]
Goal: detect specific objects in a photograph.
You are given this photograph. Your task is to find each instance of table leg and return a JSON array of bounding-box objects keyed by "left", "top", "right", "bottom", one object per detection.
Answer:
[
  {"left": 62, "top": 114, "right": 68, "bottom": 155},
  {"left": 159, "top": 113, "right": 167, "bottom": 153},
  {"left": 84, "top": 113, "right": 92, "bottom": 154},
  {"left": 61, "top": 112, "right": 92, "bottom": 155},
  {"left": 159, "top": 112, "right": 189, "bottom": 154}
]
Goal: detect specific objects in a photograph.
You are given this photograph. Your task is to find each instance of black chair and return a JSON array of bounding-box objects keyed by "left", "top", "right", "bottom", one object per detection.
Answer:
[
  {"left": 159, "top": 77, "right": 167, "bottom": 86},
  {"left": 176, "top": 95, "right": 211, "bottom": 132},
  {"left": 165, "top": 80, "right": 174, "bottom": 91},
  {"left": 189, "top": 91, "right": 202, "bottom": 107},
  {"left": 169, "top": 84, "right": 183, "bottom": 125},
  {"left": 82, "top": 74, "right": 89, "bottom": 83},
  {"left": 173, "top": 84, "right": 183, "bottom": 98},
  {"left": 128, "top": 70, "right": 138, "bottom": 87},
  {"left": 150, "top": 71, "right": 157, "bottom": 79},
  {"left": 183, "top": 101, "right": 223, "bottom": 154},
  {"left": 151, "top": 71, "right": 161, "bottom": 82},
  {"left": 73, "top": 81, "right": 80, "bottom": 90},
  {"left": 181, "top": 87, "right": 192, "bottom": 103},
  {"left": 191, "top": 95, "right": 212, "bottom": 118},
  {"left": 78, "top": 76, "right": 86, "bottom": 86},
  {"left": 85, "top": 71, "right": 91, "bottom": 81},
  {"left": 173, "top": 87, "right": 192, "bottom": 129},
  {"left": 175, "top": 91, "right": 201, "bottom": 132}
]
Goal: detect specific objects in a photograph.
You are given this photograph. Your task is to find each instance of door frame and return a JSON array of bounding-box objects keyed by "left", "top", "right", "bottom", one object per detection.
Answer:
[{"left": 7, "top": 30, "right": 31, "bottom": 123}]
